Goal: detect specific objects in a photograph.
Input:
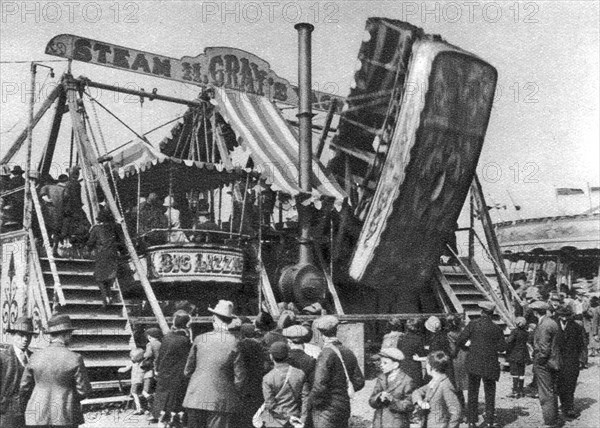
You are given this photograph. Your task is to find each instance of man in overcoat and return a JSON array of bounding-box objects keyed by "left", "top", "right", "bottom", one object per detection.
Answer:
[
  {"left": 0, "top": 317, "right": 35, "bottom": 428},
  {"left": 183, "top": 300, "right": 247, "bottom": 428},
  {"left": 19, "top": 314, "right": 91, "bottom": 428},
  {"left": 456, "top": 302, "right": 506, "bottom": 428},
  {"left": 531, "top": 300, "right": 561, "bottom": 427},
  {"left": 555, "top": 306, "right": 585, "bottom": 419},
  {"left": 308, "top": 315, "right": 365, "bottom": 428}
]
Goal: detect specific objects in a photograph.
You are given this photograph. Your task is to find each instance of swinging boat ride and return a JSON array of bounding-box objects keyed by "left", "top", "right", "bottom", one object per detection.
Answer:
[{"left": 1, "top": 18, "right": 517, "bottom": 402}]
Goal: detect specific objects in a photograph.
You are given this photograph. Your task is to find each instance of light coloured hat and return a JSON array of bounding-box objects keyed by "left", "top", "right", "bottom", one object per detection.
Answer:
[
  {"left": 208, "top": 300, "right": 235, "bottom": 319},
  {"left": 515, "top": 317, "right": 527, "bottom": 328},
  {"left": 314, "top": 315, "right": 339, "bottom": 331},
  {"left": 7, "top": 316, "right": 36, "bottom": 335},
  {"left": 478, "top": 301, "right": 496, "bottom": 312},
  {"left": 425, "top": 316, "right": 441, "bottom": 333},
  {"left": 529, "top": 300, "right": 549, "bottom": 312},
  {"left": 163, "top": 195, "right": 175, "bottom": 207},
  {"left": 282, "top": 324, "right": 310, "bottom": 339},
  {"left": 45, "top": 314, "right": 76, "bottom": 334},
  {"left": 378, "top": 347, "right": 405, "bottom": 362}
]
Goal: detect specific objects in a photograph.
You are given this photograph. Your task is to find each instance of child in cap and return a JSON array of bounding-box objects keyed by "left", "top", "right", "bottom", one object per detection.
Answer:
[
  {"left": 506, "top": 317, "right": 531, "bottom": 398},
  {"left": 142, "top": 327, "right": 162, "bottom": 422},
  {"left": 369, "top": 348, "right": 415, "bottom": 428},
  {"left": 118, "top": 348, "right": 146, "bottom": 414}
]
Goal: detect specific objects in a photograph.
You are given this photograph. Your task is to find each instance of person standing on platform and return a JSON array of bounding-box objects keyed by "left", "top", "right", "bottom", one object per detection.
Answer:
[
  {"left": 309, "top": 315, "right": 365, "bottom": 428},
  {"left": 183, "top": 300, "right": 246, "bottom": 428},
  {"left": 530, "top": 300, "right": 561, "bottom": 428},
  {"left": 19, "top": 314, "right": 91, "bottom": 428},
  {"left": 456, "top": 302, "right": 506, "bottom": 428},
  {"left": 506, "top": 316, "right": 531, "bottom": 398},
  {"left": 555, "top": 306, "right": 585, "bottom": 420},
  {"left": 0, "top": 317, "right": 36, "bottom": 428}
]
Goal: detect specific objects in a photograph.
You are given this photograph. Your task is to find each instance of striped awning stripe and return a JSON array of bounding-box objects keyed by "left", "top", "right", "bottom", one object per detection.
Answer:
[{"left": 214, "top": 87, "right": 347, "bottom": 209}]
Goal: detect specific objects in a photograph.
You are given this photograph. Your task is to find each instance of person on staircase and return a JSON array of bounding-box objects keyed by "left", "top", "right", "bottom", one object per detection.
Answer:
[
  {"left": 40, "top": 174, "right": 68, "bottom": 254},
  {"left": 0, "top": 317, "right": 36, "bottom": 428},
  {"left": 85, "top": 209, "right": 123, "bottom": 309},
  {"left": 61, "top": 167, "right": 91, "bottom": 255}
]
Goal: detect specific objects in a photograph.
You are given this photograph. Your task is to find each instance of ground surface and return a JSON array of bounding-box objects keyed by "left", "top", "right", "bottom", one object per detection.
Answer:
[{"left": 82, "top": 355, "right": 600, "bottom": 427}]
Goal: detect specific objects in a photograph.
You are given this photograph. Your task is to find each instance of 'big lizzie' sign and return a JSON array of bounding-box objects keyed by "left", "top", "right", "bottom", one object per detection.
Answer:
[{"left": 45, "top": 34, "right": 341, "bottom": 111}]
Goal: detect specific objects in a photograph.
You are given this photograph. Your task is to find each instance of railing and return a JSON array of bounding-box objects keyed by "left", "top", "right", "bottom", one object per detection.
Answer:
[
  {"left": 30, "top": 182, "right": 65, "bottom": 306},
  {"left": 138, "top": 228, "right": 253, "bottom": 247}
]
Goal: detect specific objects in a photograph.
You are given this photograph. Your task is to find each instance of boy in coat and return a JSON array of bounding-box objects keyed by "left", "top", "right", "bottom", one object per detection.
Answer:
[
  {"left": 506, "top": 316, "right": 531, "bottom": 398},
  {"left": 369, "top": 348, "right": 415, "bottom": 428},
  {"left": 412, "top": 351, "right": 462, "bottom": 428},
  {"left": 19, "top": 314, "right": 91, "bottom": 427},
  {"left": 0, "top": 317, "right": 35, "bottom": 428},
  {"left": 456, "top": 302, "right": 506, "bottom": 428}
]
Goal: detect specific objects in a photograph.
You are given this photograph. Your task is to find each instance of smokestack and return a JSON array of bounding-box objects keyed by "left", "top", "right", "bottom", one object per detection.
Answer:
[{"left": 295, "top": 22, "right": 314, "bottom": 265}]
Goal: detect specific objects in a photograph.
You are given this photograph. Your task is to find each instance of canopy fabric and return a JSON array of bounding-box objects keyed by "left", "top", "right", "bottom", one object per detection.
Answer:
[
  {"left": 496, "top": 213, "right": 600, "bottom": 253},
  {"left": 213, "top": 87, "right": 347, "bottom": 210}
]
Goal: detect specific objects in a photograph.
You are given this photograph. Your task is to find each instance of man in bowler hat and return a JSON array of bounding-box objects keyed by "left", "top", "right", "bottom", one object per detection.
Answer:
[
  {"left": 0, "top": 317, "right": 36, "bottom": 428},
  {"left": 457, "top": 301, "right": 507, "bottom": 428},
  {"left": 19, "top": 314, "right": 91, "bottom": 428}
]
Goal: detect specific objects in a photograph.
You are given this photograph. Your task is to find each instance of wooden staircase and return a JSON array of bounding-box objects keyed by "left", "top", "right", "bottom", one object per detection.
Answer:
[
  {"left": 40, "top": 256, "right": 133, "bottom": 402},
  {"left": 435, "top": 258, "right": 513, "bottom": 332}
]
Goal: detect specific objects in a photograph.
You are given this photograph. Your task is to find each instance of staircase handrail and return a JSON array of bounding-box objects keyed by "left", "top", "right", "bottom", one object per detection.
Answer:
[
  {"left": 27, "top": 229, "right": 53, "bottom": 323},
  {"left": 30, "top": 182, "right": 66, "bottom": 306},
  {"left": 434, "top": 267, "right": 465, "bottom": 314},
  {"left": 447, "top": 245, "right": 515, "bottom": 328},
  {"left": 473, "top": 230, "right": 524, "bottom": 308}
]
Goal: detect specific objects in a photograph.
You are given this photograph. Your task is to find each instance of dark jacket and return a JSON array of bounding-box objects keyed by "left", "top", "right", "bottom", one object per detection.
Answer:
[
  {"left": 556, "top": 319, "right": 585, "bottom": 365},
  {"left": 0, "top": 346, "right": 32, "bottom": 428},
  {"left": 288, "top": 348, "right": 316, "bottom": 387},
  {"left": 369, "top": 370, "right": 415, "bottom": 428},
  {"left": 309, "top": 341, "right": 365, "bottom": 428},
  {"left": 533, "top": 315, "right": 561, "bottom": 371},
  {"left": 456, "top": 314, "right": 507, "bottom": 381},
  {"left": 238, "top": 337, "right": 266, "bottom": 418},
  {"left": 154, "top": 329, "right": 191, "bottom": 415},
  {"left": 183, "top": 329, "right": 246, "bottom": 414},
  {"left": 506, "top": 327, "right": 531, "bottom": 364},
  {"left": 397, "top": 331, "right": 427, "bottom": 386},
  {"left": 86, "top": 222, "right": 122, "bottom": 282},
  {"left": 19, "top": 341, "right": 91, "bottom": 427}
]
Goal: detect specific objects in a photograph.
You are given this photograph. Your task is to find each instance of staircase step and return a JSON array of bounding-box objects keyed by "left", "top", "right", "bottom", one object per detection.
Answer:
[
  {"left": 71, "top": 343, "right": 132, "bottom": 352},
  {"left": 68, "top": 313, "right": 127, "bottom": 320},
  {"left": 91, "top": 380, "right": 132, "bottom": 391},
  {"left": 73, "top": 328, "right": 131, "bottom": 336},
  {"left": 82, "top": 395, "right": 131, "bottom": 406},
  {"left": 43, "top": 270, "right": 94, "bottom": 277},
  {"left": 83, "top": 357, "right": 132, "bottom": 367},
  {"left": 61, "top": 298, "right": 123, "bottom": 306}
]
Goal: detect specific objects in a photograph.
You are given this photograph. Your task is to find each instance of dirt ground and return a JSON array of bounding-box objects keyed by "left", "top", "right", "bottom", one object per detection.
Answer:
[{"left": 82, "top": 355, "right": 599, "bottom": 428}]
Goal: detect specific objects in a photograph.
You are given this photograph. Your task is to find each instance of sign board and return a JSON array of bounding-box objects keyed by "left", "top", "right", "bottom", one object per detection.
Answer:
[
  {"left": 45, "top": 34, "right": 343, "bottom": 112},
  {"left": 147, "top": 246, "right": 244, "bottom": 283}
]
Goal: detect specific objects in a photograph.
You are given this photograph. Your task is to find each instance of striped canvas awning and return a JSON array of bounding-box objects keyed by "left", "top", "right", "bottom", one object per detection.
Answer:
[{"left": 213, "top": 87, "right": 347, "bottom": 209}]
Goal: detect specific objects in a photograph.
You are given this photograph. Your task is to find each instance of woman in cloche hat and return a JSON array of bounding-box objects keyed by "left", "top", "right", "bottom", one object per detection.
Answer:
[{"left": 20, "top": 314, "right": 91, "bottom": 428}]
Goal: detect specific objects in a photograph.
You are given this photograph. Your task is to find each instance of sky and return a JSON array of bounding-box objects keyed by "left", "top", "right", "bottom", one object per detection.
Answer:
[{"left": 1, "top": 0, "right": 599, "bottom": 222}]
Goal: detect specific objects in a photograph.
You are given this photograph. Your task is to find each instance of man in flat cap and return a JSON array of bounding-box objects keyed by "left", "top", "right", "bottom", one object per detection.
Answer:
[
  {"left": 0, "top": 317, "right": 36, "bottom": 428},
  {"left": 309, "top": 315, "right": 364, "bottom": 428},
  {"left": 283, "top": 324, "right": 316, "bottom": 388},
  {"left": 183, "top": 300, "right": 247, "bottom": 428},
  {"left": 530, "top": 300, "right": 561, "bottom": 427},
  {"left": 20, "top": 314, "right": 91, "bottom": 427},
  {"left": 555, "top": 306, "right": 585, "bottom": 419},
  {"left": 369, "top": 348, "right": 415, "bottom": 428},
  {"left": 457, "top": 301, "right": 506, "bottom": 428}
]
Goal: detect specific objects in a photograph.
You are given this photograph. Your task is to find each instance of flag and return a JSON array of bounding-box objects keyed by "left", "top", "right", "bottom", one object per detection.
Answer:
[{"left": 556, "top": 188, "right": 584, "bottom": 196}]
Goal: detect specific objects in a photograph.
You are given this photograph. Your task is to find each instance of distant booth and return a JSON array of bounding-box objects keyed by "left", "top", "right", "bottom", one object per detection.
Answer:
[{"left": 495, "top": 212, "right": 600, "bottom": 290}]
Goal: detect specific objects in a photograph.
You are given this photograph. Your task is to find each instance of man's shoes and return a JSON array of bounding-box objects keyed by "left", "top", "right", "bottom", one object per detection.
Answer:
[{"left": 564, "top": 409, "right": 579, "bottom": 419}]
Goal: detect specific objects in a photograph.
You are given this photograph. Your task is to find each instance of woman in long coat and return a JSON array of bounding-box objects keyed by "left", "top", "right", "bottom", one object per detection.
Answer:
[
  {"left": 86, "top": 209, "right": 122, "bottom": 308},
  {"left": 154, "top": 311, "right": 192, "bottom": 426}
]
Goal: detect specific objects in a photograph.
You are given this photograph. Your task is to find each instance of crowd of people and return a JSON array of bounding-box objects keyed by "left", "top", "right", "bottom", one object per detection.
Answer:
[{"left": 2, "top": 284, "right": 599, "bottom": 428}]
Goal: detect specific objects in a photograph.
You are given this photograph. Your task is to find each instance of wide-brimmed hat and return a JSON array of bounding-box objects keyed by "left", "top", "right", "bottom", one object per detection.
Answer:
[
  {"left": 11, "top": 165, "right": 25, "bottom": 175},
  {"left": 425, "top": 316, "right": 441, "bottom": 333},
  {"left": 45, "top": 314, "right": 76, "bottom": 334},
  {"left": 378, "top": 348, "right": 405, "bottom": 362},
  {"left": 7, "top": 316, "right": 36, "bottom": 335},
  {"left": 208, "top": 300, "right": 235, "bottom": 319}
]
